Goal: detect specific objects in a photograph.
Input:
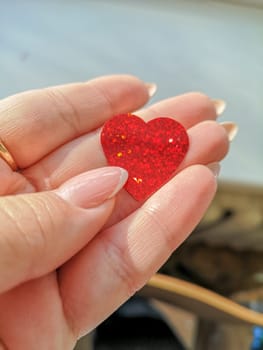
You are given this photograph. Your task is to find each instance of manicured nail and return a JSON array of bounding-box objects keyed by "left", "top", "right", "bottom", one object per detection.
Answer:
[
  {"left": 220, "top": 121, "right": 238, "bottom": 141},
  {"left": 212, "top": 99, "right": 226, "bottom": 116},
  {"left": 56, "top": 167, "right": 128, "bottom": 208},
  {"left": 145, "top": 83, "right": 157, "bottom": 98},
  {"left": 207, "top": 162, "right": 221, "bottom": 177}
]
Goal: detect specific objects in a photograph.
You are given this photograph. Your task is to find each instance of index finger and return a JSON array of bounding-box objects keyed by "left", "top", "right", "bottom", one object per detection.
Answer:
[
  {"left": 0, "top": 75, "right": 151, "bottom": 168},
  {"left": 58, "top": 165, "right": 218, "bottom": 334}
]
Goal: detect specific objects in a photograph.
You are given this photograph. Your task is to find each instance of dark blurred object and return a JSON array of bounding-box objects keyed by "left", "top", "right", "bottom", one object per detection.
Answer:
[
  {"left": 93, "top": 296, "right": 185, "bottom": 350},
  {"left": 251, "top": 325, "right": 263, "bottom": 350},
  {"left": 190, "top": 180, "right": 263, "bottom": 251},
  {"left": 161, "top": 180, "right": 263, "bottom": 296},
  {"left": 162, "top": 243, "right": 263, "bottom": 296}
]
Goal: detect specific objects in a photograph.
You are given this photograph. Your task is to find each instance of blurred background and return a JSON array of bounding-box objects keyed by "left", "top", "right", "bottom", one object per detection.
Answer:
[
  {"left": 1, "top": 0, "right": 263, "bottom": 349},
  {"left": 1, "top": 0, "right": 263, "bottom": 184}
]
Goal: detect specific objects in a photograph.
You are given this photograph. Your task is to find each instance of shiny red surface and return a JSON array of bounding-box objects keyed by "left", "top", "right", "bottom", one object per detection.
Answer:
[{"left": 101, "top": 114, "right": 189, "bottom": 201}]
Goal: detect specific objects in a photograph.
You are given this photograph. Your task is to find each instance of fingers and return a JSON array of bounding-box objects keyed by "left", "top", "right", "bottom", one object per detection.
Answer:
[
  {"left": 0, "top": 275, "right": 76, "bottom": 350},
  {"left": 139, "top": 92, "right": 218, "bottom": 127},
  {"left": 0, "top": 75, "right": 150, "bottom": 168},
  {"left": 176, "top": 120, "right": 229, "bottom": 171},
  {"left": 22, "top": 92, "right": 222, "bottom": 191},
  {"left": 23, "top": 120, "right": 229, "bottom": 193},
  {"left": 58, "top": 165, "right": 218, "bottom": 336},
  {"left": 0, "top": 167, "right": 127, "bottom": 293}
]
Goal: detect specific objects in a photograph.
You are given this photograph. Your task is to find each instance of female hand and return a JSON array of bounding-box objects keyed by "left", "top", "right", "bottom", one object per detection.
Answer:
[{"left": 0, "top": 75, "right": 231, "bottom": 349}]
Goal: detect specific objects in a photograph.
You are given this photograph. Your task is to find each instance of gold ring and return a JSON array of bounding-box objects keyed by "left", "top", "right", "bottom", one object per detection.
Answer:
[{"left": 0, "top": 140, "right": 18, "bottom": 171}]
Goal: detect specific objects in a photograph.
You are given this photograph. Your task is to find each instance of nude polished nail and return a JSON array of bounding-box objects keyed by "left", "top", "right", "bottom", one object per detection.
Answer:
[
  {"left": 56, "top": 167, "right": 128, "bottom": 208},
  {"left": 145, "top": 83, "right": 157, "bottom": 98},
  {"left": 220, "top": 122, "right": 238, "bottom": 142},
  {"left": 207, "top": 162, "right": 221, "bottom": 177},
  {"left": 212, "top": 99, "right": 226, "bottom": 116}
]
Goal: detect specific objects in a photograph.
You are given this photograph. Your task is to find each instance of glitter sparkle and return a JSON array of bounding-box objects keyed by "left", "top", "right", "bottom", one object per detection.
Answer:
[{"left": 101, "top": 114, "right": 189, "bottom": 201}]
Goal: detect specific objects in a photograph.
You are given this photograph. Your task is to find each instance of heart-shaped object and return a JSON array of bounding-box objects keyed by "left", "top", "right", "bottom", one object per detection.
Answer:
[{"left": 101, "top": 114, "right": 189, "bottom": 201}]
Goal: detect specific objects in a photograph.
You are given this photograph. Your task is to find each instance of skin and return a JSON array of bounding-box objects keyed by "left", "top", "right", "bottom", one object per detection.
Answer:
[{"left": 0, "top": 75, "right": 229, "bottom": 349}]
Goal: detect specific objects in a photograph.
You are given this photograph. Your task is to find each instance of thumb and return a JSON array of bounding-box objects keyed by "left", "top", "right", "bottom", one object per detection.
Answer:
[{"left": 0, "top": 167, "right": 127, "bottom": 294}]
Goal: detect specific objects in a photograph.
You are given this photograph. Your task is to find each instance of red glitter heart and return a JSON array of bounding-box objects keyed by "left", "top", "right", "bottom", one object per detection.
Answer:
[{"left": 101, "top": 114, "right": 189, "bottom": 201}]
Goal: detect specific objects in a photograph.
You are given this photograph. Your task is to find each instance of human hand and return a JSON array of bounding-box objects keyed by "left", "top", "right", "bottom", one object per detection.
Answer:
[{"left": 0, "top": 75, "right": 231, "bottom": 349}]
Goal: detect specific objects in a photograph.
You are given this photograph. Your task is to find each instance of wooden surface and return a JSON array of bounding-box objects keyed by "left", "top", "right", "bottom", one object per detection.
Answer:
[
  {"left": 139, "top": 273, "right": 263, "bottom": 326},
  {"left": 1, "top": 0, "right": 263, "bottom": 185}
]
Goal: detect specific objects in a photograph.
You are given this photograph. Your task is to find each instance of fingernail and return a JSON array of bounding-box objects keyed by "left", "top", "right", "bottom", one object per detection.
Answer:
[
  {"left": 145, "top": 83, "right": 157, "bottom": 98},
  {"left": 220, "top": 121, "right": 239, "bottom": 141},
  {"left": 207, "top": 162, "right": 221, "bottom": 177},
  {"left": 212, "top": 99, "right": 226, "bottom": 116},
  {"left": 56, "top": 167, "right": 128, "bottom": 208}
]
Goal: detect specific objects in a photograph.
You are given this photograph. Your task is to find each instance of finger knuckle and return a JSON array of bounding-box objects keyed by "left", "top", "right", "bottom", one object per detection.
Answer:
[
  {"left": 44, "top": 87, "right": 81, "bottom": 134},
  {"left": 19, "top": 197, "right": 53, "bottom": 263},
  {"left": 101, "top": 236, "right": 141, "bottom": 298},
  {"left": 142, "top": 205, "right": 174, "bottom": 250},
  {"left": 1, "top": 195, "right": 62, "bottom": 278},
  {"left": 90, "top": 82, "right": 115, "bottom": 117}
]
